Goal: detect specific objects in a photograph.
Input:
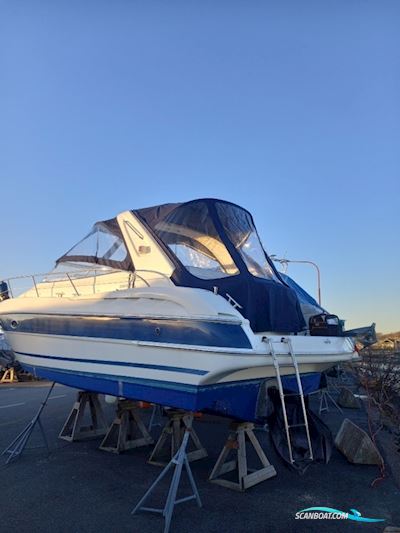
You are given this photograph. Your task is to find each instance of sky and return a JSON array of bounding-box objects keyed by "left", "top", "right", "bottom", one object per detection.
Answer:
[{"left": 1, "top": 0, "right": 399, "bottom": 332}]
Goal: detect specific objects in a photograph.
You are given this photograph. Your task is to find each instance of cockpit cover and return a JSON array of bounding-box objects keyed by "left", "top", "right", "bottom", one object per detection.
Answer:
[{"left": 135, "top": 199, "right": 306, "bottom": 334}]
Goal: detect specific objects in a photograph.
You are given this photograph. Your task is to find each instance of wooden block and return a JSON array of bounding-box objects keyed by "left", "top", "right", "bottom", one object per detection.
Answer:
[{"left": 209, "top": 422, "right": 276, "bottom": 491}]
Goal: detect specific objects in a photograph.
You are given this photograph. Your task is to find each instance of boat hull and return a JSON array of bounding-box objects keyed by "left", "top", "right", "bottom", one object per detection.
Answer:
[
  {"left": 18, "top": 361, "right": 322, "bottom": 422},
  {"left": 2, "top": 314, "right": 357, "bottom": 422}
]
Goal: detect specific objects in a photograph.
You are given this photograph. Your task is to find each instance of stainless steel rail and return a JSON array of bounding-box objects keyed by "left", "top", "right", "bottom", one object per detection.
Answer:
[{"left": 2, "top": 268, "right": 170, "bottom": 299}]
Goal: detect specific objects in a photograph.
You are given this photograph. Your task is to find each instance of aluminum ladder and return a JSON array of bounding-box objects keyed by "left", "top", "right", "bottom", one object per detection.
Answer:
[{"left": 264, "top": 337, "right": 314, "bottom": 464}]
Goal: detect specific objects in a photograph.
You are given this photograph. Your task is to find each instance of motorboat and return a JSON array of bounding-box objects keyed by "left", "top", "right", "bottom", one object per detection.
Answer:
[{"left": 0, "top": 199, "right": 358, "bottom": 422}]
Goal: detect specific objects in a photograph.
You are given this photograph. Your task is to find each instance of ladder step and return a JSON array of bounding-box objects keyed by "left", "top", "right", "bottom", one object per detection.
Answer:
[{"left": 265, "top": 336, "right": 314, "bottom": 464}]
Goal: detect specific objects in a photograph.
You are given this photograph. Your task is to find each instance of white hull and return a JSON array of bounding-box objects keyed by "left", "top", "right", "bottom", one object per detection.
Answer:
[{"left": 7, "top": 328, "right": 356, "bottom": 386}]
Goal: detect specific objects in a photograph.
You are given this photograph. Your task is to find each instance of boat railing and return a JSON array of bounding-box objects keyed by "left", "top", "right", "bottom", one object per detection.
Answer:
[{"left": 0, "top": 268, "right": 170, "bottom": 299}]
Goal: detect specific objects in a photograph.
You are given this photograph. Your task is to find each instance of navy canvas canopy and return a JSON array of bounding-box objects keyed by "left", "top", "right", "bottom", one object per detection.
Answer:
[
  {"left": 56, "top": 198, "right": 306, "bottom": 334},
  {"left": 136, "top": 199, "right": 306, "bottom": 334},
  {"left": 279, "top": 273, "right": 324, "bottom": 311}
]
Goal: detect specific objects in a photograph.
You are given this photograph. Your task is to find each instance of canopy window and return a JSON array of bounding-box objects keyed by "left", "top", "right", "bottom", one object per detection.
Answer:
[
  {"left": 152, "top": 201, "right": 239, "bottom": 280},
  {"left": 216, "top": 202, "right": 279, "bottom": 281},
  {"left": 56, "top": 219, "right": 133, "bottom": 271}
]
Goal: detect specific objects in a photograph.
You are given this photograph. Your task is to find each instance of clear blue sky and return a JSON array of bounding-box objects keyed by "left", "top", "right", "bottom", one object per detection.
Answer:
[{"left": 1, "top": 1, "right": 399, "bottom": 332}]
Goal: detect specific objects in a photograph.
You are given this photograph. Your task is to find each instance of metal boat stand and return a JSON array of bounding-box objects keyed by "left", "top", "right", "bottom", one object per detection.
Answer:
[
  {"left": 209, "top": 421, "right": 276, "bottom": 491},
  {"left": 131, "top": 417, "right": 202, "bottom": 533},
  {"left": 148, "top": 403, "right": 164, "bottom": 432},
  {"left": 59, "top": 391, "right": 108, "bottom": 442},
  {"left": 2, "top": 382, "right": 55, "bottom": 464},
  {"left": 311, "top": 388, "right": 343, "bottom": 416},
  {"left": 308, "top": 372, "right": 343, "bottom": 415},
  {"left": 99, "top": 399, "right": 154, "bottom": 453},
  {"left": 254, "top": 422, "right": 269, "bottom": 432},
  {"left": 148, "top": 409, "right": 207, "bottom": 466}
]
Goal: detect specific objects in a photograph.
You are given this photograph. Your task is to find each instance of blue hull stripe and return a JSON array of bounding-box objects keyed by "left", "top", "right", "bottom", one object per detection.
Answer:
[
  {"left": 19, "top": 363, "right": 321, "bottom": 422},
  {"left": 20, "top": 363, "right": 264, "bottom": 421},
  {"left": 2, "top": 315, "right": 252, "bottom": 349},
  {"left": 15, "top": 350, "right": 208, "bottom": 376}
]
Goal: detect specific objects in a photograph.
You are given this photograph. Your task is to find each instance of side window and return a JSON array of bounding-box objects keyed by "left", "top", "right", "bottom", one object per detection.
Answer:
[
  {"left": 95, "top": 226, "right": 128, "bottom": 262},
  {"left": 57, "top": 222, "right": 129, "bottom": 269},
  {"left": 216, "top": 203, "right": 279, "bottom": 281}
]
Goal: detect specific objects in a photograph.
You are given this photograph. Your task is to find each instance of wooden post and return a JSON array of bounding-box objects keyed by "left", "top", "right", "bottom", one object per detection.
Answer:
[
  {"left": 59, "top": 391, "right": 108, "bottom": 442},
  {"left": 0, "top": 367, "right": 18, "bottom": 384},
  {"left": 99, "top": 400, "right": 154, "bottom": 453},
  {"left": 209, "top": 421, "right": 276, "bottom": 491},
  {"left": 148, "top": 409, "right": 207, "bottom": 466}
]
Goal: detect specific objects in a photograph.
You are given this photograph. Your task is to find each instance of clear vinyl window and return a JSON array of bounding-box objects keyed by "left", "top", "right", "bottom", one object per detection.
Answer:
[
  {"left": 216, "top": 202, "right": 279, "bottom": 281},
  {"left": 154, "top": 202, "right": 239, "bottom": 280},
  {"left": 57, "top": 221, "right": 130, "bottom": 270}
]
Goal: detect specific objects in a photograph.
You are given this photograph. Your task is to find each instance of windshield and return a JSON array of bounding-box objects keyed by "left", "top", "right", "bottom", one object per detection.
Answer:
[
  {"left": 216, "top": 202, "right": 279, "bottom": 281},
  {"left": 153, "top": 201, "right": 239, "bottom": 280},
  {"left": 56, "top": 220, "right": 132, "bottom": 271}
]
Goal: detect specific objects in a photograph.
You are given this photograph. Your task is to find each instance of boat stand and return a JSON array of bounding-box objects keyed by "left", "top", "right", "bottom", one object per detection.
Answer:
[
  {"left": 0, "top": 367, "right": 18, "bottom": 384},
  {"left": 318, "top": 388, "right": 343, "bottom": 415},
  {"left": 209, "top": 421, "right": 276, "bottom": 491},
  {"left": 148, "top": 409, "right": 207, "bottom": 466},
  {"left": 99, "top": 399, "right": 154, "bottom": 453},
  {"left": 131, "top": 419, "right": 202, "bottom": 533},
  {"left": 148, "top": 403, "right": 164, "bottom": 432},
  {"left": 59, "top": 391, "right": 108, "bottom": 442},
  {"left": 2, "top": 382, "right": 55, "bottom": 464}
]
